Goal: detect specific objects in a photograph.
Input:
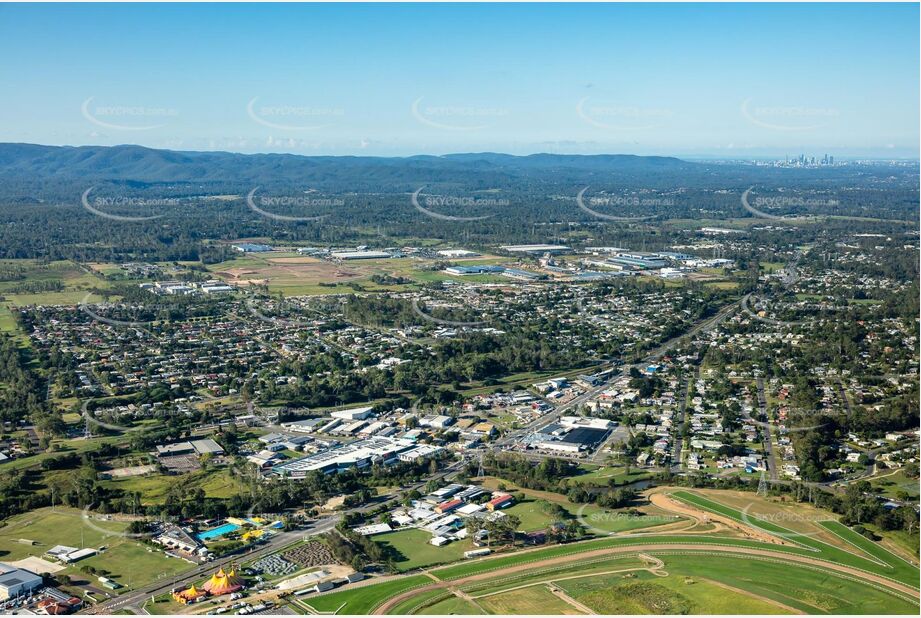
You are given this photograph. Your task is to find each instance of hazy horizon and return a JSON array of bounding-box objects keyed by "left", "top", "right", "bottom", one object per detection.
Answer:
[{"left": 5, "top": 141, "right": 919, "bottom": 163}]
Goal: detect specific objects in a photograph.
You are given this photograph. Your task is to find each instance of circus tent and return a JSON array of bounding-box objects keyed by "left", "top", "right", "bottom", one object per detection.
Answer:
[
  {"left": 200, "top": 567, "right": 244, "bottom": 596},
  {"left": 172, "top": 583, "right": 207, "bottom": 604}
]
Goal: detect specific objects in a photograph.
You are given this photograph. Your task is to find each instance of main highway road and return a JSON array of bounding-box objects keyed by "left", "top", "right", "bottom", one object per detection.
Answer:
[{"left": 494, "top": 297, "right": 744, "bottom": 451}]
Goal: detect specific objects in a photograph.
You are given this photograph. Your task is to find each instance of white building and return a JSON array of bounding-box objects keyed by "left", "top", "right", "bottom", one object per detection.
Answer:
[
  {"left": 437, "top": 249, "right": 480, "bottom": 258},
  {"left": 330, "top": 406, "right": 375, "bottom": 421},
  {"left": 559, "top": 416, "right": 614, "bottom": 430},
  {"left": 537, "top": 441, "right": 582, "bottom": 454}
]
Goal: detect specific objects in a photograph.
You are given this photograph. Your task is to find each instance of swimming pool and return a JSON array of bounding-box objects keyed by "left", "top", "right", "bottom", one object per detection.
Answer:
[{"left": 196, "top": 522, "right": 241, "bottom": 541}]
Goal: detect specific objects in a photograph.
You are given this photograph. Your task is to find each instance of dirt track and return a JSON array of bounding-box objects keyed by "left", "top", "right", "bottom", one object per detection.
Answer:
[{"left": 648, "top": 491, "right": 786, "bottom": 545}]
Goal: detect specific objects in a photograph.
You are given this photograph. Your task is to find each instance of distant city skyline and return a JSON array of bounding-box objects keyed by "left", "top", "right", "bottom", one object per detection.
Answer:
[{"left": 0, "top": 2, "right": 918, "bottom": 158}]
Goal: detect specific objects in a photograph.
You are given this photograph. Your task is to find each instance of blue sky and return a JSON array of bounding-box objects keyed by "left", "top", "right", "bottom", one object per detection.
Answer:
[{"left": 0, "top": 2, "right": 917, "bottom": 157}]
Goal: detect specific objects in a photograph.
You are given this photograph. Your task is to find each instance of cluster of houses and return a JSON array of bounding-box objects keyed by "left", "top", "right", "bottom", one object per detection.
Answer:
[
  {"left": 24, "top": 305, "right": 287, "bottom": 400},
  {"left": 352, "top": 483, "right": 515, "bottom": 549}
]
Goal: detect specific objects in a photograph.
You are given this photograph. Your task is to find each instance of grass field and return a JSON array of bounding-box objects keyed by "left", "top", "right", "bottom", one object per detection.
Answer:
[
  {"left": 636, "top": 552, "right": 918, "bottom": 614},
  {"left": 305, "top": 574, "right": 431, "bottom": 614},
  {"left": 3, "top": 435, "right": 128, "bottom": 473},
  {"left": 378, "top": 543, "right": 918, "bottom": 615},
  {"left": 501, "top": 498, "right": 678, "bottom": 535},
  {"left": 478, "top": 478, "right": 680, "bottom": 535},
  {"left": 478, "top": 585, "right": 584, "bottom": 614},
  {"left": 385, "top": 589, "right": 460, "bottom": 615},
  {"left": 565, "top": 465, "right": 653, "bottom": 487},
  {"left": 300, "top": 486, "right": 920, "bottom": 615},
  {"left": 206, "top": 252, "right": 513, "bottom": 296},
  {"left": 416, "top": 595, "right": 483, "bottom": 614},
  {"left": 372, "top": 528, "right": 475, "bottom": 571},
  {"left": 669, "top": 490, "right": 919, "bottom": 587},
  {"left": 870, "top": 469, "right": 920, "bottom": 499},
  {"left": 558, "top": 567, "right": 787, "bottom": 614},
  {"left": 77, "top": 541, "right": 191, "bottom": 589},
  {"left": 0, "top": 259, "right": 112, "bottom": 307},
  {"left": 0, "top": 508, "right": 131, "bottom": 560},
  {"left": 503, "top": 500, "right": 561, "bottom": 532},
  {"left": 0, "top": 507, "right": 193, "bottom": 593},
  {"left": 99, "top": 467, "right": 244, "bottom": 505}
]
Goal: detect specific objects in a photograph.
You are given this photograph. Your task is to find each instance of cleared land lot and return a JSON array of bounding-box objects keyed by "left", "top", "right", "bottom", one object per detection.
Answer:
[
  {"left": 0, "top": 507, "right": 191, "bottom": 591},
  {"left": 207, "top": 252, "right": 510, "bottom": 295},
  {"left": 0, "top": 259, "right": 111, "bottom": 307},
  {"left": 99, "top": 467, "right": 243, "bottom": 505}
]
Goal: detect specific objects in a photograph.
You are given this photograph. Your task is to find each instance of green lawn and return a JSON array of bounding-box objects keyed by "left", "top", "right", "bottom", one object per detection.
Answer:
[
  {"left": 566, "top": 465, "right": 653, "bottom": 487},
  {"left": 0, "top": 507, "right": 128, "bottom": 560},
  {"left": 415, "top": 594, "right": 483, "bottom": 614},
  {"left": 0, "top": 305, "right": 18, "bottom": 333},
  {"left": 77, "top": 541, "right": 192, "bottom": 590},
  {"left": 458, "top": 554, "right": 653, "bottom": 597},
  {"left": 670, "top": 491, "right": 919, "bottom": 588},
  {"left": 817, "top": 520, "right": 915, "bottom": 568},
  {"left": 0, "top": 507, "right": 194, "bottom": 593},
  {"left": 100, "top": 467, "right": 243, "bottom": 504},
  {"left": 385, "top": 543, "right": 918, "bottom": 615},
  {"left": 477, "top": 584, "right": 581, "bottom": 614},
  {"left": 557, "top": 553, "right": 915, "bottom": 615},
  {"left": 372, "top": 528, "right": 475, "bottom": 571},
  {"left": 386, "top": 589, "right": 458, "bottom": 615},
  {"left": 305, "top": 574, "right": 431, "bottom": 614},
  {"left": 0, "top": 259, "right": 113, "bottom": 307},
  {"left": 4, "top": 435, "right": 128, "bottom": 472},
  {"left": 503, "top": 500, "right": 560, "bottom": 532},
  {"left": 870, "top": 470, "right": 920, "bottom": 499}
]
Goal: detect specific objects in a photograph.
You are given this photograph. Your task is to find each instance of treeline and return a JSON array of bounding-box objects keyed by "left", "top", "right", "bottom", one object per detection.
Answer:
[
  {"left": 665, "top": 471, "right": 919, "bottom": 537},
  {"left": 0, "top": 335, "right": 57, "bottom": 434},
  {"left": 0, "top": 161, "right": 916, "bottom": 262}
]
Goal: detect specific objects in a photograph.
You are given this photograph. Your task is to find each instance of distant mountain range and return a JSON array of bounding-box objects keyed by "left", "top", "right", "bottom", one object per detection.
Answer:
[{"left": 0, "top": 143, "right": 695, "bottom": 186}]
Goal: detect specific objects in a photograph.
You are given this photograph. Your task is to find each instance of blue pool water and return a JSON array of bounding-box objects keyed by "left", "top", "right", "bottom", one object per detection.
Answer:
[{"left": 196, "top": 522, "right": 240, "bottom": 540}]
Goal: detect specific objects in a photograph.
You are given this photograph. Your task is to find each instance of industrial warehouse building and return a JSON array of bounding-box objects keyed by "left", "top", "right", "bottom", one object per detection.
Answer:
[
  {"left": 272, "top": 437, "right": 441, "bottom": 477},
  {"left": 0, "top": 564, "right": 43, "bottom": 600}
]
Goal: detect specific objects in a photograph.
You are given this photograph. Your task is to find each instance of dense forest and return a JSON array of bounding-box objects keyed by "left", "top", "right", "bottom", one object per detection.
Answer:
[{"left": 0, "top": 144, "right": 916, "bottom": 261}]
